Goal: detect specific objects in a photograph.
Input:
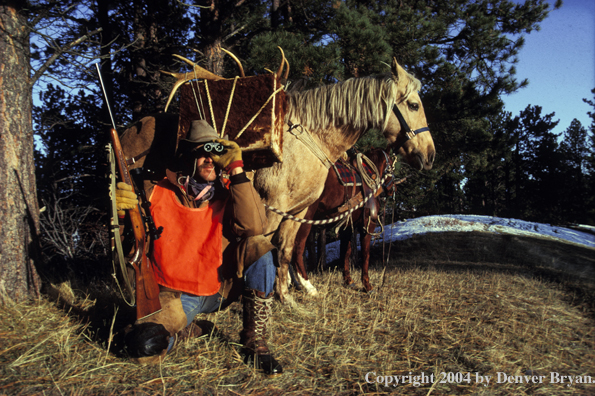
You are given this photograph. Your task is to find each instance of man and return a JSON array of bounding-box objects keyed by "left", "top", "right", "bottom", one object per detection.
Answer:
[{"left": 116, "top": 119, "right": 282, "bottom": 375}]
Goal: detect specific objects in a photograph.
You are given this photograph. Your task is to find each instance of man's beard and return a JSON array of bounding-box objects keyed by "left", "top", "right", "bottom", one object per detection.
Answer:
[{"left": 193, "top": 160, "right": 216, "bottom": 182}]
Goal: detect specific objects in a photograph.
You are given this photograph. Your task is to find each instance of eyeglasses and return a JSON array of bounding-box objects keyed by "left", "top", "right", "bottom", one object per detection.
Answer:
[{"left": 192, "top": 142, "right": 225, "bottom": 157}]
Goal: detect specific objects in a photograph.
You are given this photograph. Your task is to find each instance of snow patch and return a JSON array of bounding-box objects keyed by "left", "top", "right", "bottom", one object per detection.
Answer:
[{"left": 324, "top": 215, "right": 595, "bottom": 262}]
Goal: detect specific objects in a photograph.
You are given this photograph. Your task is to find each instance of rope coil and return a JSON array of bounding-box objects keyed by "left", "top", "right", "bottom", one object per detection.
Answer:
[{"left": 356, "top": 153, "right": 380, "bottom": 191}]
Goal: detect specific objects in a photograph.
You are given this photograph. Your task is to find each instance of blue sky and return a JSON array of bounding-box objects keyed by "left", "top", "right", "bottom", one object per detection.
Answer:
[{"left": 502, "top": 0, "right": 595, "bottom": 135}]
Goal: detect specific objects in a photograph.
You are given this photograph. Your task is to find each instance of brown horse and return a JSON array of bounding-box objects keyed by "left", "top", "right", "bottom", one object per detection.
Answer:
[
  {"left": 291, "top": 148, "right": 395, "bottom": 295},
  {"left": 119, "top": 58, "right": 435, "bottom": 305}
]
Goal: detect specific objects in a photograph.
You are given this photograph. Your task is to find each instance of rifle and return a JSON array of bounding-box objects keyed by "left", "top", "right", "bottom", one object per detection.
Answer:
[{"left": 95, "top": 63, "right": 161, "bottom": 320}]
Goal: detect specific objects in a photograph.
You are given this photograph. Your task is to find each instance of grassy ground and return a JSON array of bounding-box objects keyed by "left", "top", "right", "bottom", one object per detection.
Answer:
[{"left": 0, "top": 231, "right": 594, "bottom": 395}]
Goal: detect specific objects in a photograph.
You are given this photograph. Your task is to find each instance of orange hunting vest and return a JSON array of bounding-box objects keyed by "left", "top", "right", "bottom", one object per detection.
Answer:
[{"left": 150, "top": 180, "right": 226, "bottom": 296}]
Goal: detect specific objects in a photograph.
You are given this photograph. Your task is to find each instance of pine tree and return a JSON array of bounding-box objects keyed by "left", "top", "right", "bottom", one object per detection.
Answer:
[
  {"left": 559, "top": 119, "right": 589, "bottom": 223},
  {"left": 582, "top": 88, "right": 595, "bottom": 224},
  {"left": 508, "top": 105, "right": 561, "bottom": 222},
  {"left": 464, "top": 111, "right": 516, "bottom": 216},
  {"left": 0, "top": 0, "right": 42, "bottom": 302}
]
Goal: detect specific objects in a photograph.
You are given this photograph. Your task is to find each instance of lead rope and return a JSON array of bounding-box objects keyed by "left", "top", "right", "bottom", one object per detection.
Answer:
[
  {"left": 381, "top": 191, "right": 397, "bottom": 289},
  {"left": 263, "top": 172, "right": 395, "bottom": 225}
]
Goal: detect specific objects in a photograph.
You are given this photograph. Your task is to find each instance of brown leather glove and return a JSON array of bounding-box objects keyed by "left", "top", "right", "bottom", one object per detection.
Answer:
[
  {"left": 209, "top": 138, "right": 243, "bottom": 172},
  {"left": 115, "top": 182, "right": 138, "bottom": 216}
]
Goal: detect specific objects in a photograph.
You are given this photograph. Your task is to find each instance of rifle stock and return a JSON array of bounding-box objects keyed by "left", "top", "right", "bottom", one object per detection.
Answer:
[{"left": 110, "top": 128, "right": 162, "bottom": 320}]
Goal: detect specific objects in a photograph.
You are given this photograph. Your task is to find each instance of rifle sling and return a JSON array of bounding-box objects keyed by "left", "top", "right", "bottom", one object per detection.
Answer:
[{"left": 126, "top": 148, "right": 151, "bottom": 166}]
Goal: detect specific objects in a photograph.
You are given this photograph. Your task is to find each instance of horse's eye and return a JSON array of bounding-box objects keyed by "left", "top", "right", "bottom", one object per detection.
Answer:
[{"left": 408, "top": 102, "right": 419, "bottom": 111}]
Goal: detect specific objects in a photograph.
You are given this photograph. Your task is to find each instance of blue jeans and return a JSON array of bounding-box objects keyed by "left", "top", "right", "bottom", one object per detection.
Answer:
[{"left": 167, "top": 250, "right": 276, "bottom": 351}]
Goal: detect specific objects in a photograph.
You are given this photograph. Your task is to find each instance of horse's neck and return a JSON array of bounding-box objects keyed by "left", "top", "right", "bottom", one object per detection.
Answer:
[{"left": 312, "top": 125, "right": 365, "bottom": 163}]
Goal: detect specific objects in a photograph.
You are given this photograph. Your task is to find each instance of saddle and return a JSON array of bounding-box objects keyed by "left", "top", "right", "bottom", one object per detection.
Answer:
[
  {"left": 332, "top": 157, "right": 375, "bottom": 187},
  {"left": 332, "top": 152, "right": 382, "bottom": 232}
]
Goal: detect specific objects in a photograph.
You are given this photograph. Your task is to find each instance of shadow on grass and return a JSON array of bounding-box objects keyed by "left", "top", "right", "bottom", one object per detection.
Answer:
[{"left": 40, "top": 256, "right": 137, "bottom": 358}]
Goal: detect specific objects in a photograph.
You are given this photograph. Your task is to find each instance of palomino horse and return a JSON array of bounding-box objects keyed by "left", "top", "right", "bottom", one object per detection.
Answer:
[
  {"left": 253, "top": 59, "right": 435, "bottom": 304},
  {"left": 291, "top": 148, "right": 396, "bottom": 294},
  {"left": 119, "top": 58, "right": 435, "bottom": 305}
]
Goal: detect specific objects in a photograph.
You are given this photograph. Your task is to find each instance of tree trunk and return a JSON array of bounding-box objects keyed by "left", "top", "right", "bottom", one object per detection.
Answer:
[
  {"left": 0, "top": 1, "right": 42, "bottom": 303},
  {"left": 271, "top": 0, "right": 280, "bottom": 29},
  {"left": 204, "top": 39, "right": 224, "bottom": 76},
  {"left": 199, "top": 1, "right": 225, "bottom": 75}
]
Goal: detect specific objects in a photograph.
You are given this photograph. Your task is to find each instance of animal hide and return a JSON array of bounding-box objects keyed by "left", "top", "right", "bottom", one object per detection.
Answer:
[{"left": 178, "top": 74, "right": 287, "bottom": 170}]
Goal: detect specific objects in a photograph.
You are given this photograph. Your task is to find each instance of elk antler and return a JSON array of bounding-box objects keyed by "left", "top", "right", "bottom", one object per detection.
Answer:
[
  {"left": 283, "top": 52, "right": 290, "bottom": 81},
  {"left": 221, "top": 48, "right": 246, "bottom": 78},
  {"left": 161, "top": 54, "right": 224, "bottom": 112},
  {"left": 276, "top": 46, "right": 287, "bottom": 81},
  {"left": 264, "top": 48, "right": 290, "bottom": 82}
]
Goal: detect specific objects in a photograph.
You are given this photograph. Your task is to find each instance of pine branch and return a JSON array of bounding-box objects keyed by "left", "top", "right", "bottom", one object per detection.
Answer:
[{"left": 30, "top": 27, "right": 103, "bottom": 87}]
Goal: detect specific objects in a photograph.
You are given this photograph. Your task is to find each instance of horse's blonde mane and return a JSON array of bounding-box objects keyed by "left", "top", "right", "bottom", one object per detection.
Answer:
[{"left": 286, "top": 70, "right": 421, "bottom": 132}]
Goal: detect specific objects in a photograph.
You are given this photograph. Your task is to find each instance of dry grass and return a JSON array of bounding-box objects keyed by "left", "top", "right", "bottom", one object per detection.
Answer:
[{"left": 1, "top": 232, "right": 594, "bottom": 395}]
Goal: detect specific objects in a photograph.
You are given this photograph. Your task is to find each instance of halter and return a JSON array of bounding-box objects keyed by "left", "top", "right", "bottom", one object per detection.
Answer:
[{"left": 392, "top": 103, "right": 430, "bottom": 145}]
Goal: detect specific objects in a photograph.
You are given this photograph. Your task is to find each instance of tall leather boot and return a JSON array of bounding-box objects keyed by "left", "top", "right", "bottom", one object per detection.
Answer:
[{"left": 240, "top": 289, "right": 283, "bottom": 375}]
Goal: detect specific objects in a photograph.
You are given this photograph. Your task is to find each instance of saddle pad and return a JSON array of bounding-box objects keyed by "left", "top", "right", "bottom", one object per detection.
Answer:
[{"left": 332, "top": 159, "right": 375, "bottom": 187}]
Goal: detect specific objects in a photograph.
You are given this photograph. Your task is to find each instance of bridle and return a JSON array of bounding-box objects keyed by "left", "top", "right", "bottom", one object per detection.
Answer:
[{"left": 392, "top": 102, "right": 430, "bottom": 148}]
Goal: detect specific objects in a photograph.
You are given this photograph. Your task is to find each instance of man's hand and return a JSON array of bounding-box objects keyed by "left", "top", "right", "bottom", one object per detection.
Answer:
[
  {"left": 209, "top": 138, "right": 243, "bottom": 172},
  {"left": 115, "top": 182, "right": 138, "bottom": 216}
]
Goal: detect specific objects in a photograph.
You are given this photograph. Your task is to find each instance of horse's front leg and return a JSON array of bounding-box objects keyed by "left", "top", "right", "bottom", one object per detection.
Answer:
[
  {"left": 291, "top": 227, "right": 320, "bottom": 298},
  {"left": 340, "top": 229, "right": 356, "bottom": 288},
  {"left": 273, "top": 209, "right": 316, "bottom": 305},
  {"left": 291, "top": 204, "right": 320, "bottom": 297},
  {"left": 360, "top": 230, "right": 373, "bottom": 292}
]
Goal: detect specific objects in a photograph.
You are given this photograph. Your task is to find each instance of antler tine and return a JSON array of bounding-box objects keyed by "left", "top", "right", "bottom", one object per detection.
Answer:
[
  {"left": 221, "top": 48, "right": 246, "bottom": 78},
  {"left": 172, "top": 54, "right": 224, "bottom": 81},
  {"left": 160, "top": 70, "right": 191, "bottom": 112},
  {"left": 283, "top": 56, "right": 290, "bottom": 82},
  {"left": 160, "top": 54, "right": 224, "bottom": 112},
  {"left": 276, "top": 46, "right": 286, "bottom": 80}
]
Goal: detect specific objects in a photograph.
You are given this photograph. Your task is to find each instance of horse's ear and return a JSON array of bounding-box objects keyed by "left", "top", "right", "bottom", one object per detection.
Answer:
[{"left": 391, "top": 57, "right": 402, "bottom": 82}]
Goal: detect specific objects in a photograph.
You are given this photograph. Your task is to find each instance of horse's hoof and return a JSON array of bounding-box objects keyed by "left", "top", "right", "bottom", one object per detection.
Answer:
[
  {"left": 306, "top": 288, "right": 319, "bottom": 297},
  {"left": 279, "top": 294, "right": 297, "bottom": 307}
]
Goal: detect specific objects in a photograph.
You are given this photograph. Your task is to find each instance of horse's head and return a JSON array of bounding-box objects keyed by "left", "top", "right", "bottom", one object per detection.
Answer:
[{"left": 382, "top": 59, "right": 435, "bottom": 171}]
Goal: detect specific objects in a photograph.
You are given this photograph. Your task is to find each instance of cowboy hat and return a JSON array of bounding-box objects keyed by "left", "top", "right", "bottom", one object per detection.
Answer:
[{"left": 180, "top": 120, "right": 219, "bottom": 145}]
